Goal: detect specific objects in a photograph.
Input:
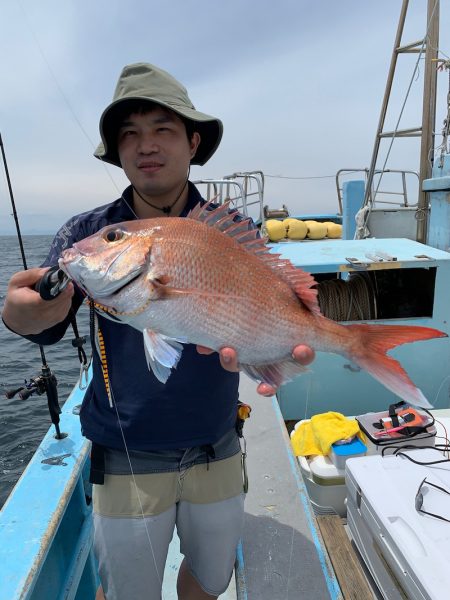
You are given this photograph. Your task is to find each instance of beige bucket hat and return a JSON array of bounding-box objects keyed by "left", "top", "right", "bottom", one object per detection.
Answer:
[{"left": 94, "top": 62, "right": 223, "bottom": 167}]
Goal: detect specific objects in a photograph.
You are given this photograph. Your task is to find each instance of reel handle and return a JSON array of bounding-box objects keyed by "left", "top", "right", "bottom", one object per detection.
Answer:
[
  {"left": 36, "top": 266, "right": 70, "bottom": 300},
  {"left": 4, "top": 386, "right": 25, "bottom": 399}
]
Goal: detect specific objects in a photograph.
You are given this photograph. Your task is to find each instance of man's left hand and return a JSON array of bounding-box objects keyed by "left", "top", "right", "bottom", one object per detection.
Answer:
[{"left": 196, "top": 345, "right": 315, "bottom": 397}]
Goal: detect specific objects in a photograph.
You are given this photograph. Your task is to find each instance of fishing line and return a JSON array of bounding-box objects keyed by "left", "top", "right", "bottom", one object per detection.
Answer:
[
  {"left": 0, "top": 133, "right": 65, "bottom": 439},
  {"left": 15, "top": 0, "right": 97, "bottom": 151},
  {"left": 109, "top": 381, "right": 166, "bottom": 592},
  {"left": 431, "top": 374, "right": 450, "bottom": 407},
  {"left": 15, "top": 0, "right": 128, "bottom": 201},
  {"left": 90, "top": 308, "right": 167, "bottom": 596},
  {"left": 303, "top": 374, "right": 312, "bottom": 421},
  {"left": 285, "top": 526, "right": 295, "bottom": 600}
]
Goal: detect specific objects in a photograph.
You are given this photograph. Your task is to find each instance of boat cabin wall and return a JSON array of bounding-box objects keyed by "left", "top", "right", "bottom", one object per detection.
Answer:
[
  {"left": 272, "top": 237, "right": 450, "bottom": 421},
  {"left": 342, "top": 178, "right": 419, "bottom": 241},
  {"left": 424, "top": 153, "right": 450, "bottom": 252},
  {"left": 343, "top": 155, "right": 450, "bottom": 245}
]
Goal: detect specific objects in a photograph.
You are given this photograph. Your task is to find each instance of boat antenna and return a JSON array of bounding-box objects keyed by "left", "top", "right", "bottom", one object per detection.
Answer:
[{"left": 0, "top": 132, "right": 65, "bottom": 439}]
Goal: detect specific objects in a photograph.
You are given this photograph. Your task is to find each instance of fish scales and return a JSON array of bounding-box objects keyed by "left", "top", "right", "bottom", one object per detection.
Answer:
[
  {"left": 141, "top": 218, "right": 307, "bottom": 359},
  {"left": 61, "top": 214, "right": 314, "bottom": 361}
]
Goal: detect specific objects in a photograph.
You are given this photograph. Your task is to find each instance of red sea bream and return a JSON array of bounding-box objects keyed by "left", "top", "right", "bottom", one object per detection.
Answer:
[{"left": 59, "top": 202, "right": 447, "bottom": 407}]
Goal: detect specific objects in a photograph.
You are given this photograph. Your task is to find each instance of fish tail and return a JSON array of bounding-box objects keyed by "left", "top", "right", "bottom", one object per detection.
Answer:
[{"left": 345, "top": 323, "right": 447, "bottom": 408}]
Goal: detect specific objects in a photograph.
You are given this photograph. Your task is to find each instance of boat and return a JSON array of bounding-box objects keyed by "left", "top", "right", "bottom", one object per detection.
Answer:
[{"left": 1, "top": 1, "right": 450, "bottom": 598}]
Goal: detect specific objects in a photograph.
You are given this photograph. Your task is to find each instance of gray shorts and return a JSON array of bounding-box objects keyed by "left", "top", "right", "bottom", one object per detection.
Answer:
[{"left": 93, "top": 443, "right": 245, "bottom": 599}]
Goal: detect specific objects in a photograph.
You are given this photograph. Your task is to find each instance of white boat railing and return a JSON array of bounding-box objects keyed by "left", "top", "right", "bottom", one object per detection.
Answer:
[
  {"left": 194, "top": 170, "right": 265, "bottom": 224},
  {"left": 336, "top": 168, "right": 420, "bottom": 213}
]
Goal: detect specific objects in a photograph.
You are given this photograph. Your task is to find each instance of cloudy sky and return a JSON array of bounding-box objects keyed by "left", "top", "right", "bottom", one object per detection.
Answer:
[{"left": 0, "top": 0, "right": 449, "bottom": 235}]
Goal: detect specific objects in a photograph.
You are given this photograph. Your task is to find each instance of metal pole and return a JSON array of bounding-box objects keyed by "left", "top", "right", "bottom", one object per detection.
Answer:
[{"left": 417, "top": 0, "right": 439, "bottom": 243}]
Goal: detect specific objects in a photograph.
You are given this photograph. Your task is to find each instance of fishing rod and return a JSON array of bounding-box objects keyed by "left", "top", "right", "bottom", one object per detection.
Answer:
[{"left": 1, "top": 132, "right": 65, "bottom": 439}]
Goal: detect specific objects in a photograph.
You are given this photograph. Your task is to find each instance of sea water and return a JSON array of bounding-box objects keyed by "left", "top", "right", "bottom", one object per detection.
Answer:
[{"left": 0, "top": 235, "right": 90, "bottom": 507}]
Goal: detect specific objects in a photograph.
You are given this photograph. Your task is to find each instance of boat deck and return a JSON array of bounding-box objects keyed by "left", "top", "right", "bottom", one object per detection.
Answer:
[
  {"left": 0, "top": 372, "right": 389, "bottom": 600},
  {"left": 239, "top": 375, "right": 340, "bottom": 599},
  {"left": 164, "top": 374, "right": 383, "bottom": 599}
]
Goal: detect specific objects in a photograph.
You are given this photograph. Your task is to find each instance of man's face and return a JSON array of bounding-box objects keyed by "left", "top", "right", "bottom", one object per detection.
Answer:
[{"left": 117, "top": 107, "right": 200, "bottom": 200}]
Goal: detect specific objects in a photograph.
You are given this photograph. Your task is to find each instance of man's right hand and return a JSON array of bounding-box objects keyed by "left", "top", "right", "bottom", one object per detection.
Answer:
[{"left": 1, "top": 267, "right": 74, "bottom": 335}]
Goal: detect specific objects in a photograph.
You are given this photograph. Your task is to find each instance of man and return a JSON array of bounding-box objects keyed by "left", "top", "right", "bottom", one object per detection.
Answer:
[{"left": 2, "top": 63, "right": 314, "bottom": 600}]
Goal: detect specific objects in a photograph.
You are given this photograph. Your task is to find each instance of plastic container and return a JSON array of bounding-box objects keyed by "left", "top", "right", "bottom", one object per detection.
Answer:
[
  {"left": 330, "top": 437, "right": 367, "bottom": 469},
  {"left": 308, "top": 454, "right": 345, "bottom": 485},
  {"left": 356, "top": 409, "right": 436, "bottom": 455},
  {"left": 297, "top": 454, "right": 347, "bottom": 517}
]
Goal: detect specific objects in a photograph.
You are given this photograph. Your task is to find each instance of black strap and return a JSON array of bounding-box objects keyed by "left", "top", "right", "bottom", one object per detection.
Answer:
[
  {"left": 89, "top": 442, "right": 105, "bottom": 484},
  {"left": 69, "top": 310, "right": 88, "bottom": 367},
  {"left": 388, "top": 400, "right": 406, "bottom": 429},
  {"left": 200, "top": 444, "right": 216, "bottom": 470}
]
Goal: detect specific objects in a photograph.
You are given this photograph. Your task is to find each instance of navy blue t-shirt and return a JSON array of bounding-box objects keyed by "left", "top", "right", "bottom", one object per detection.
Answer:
[{"left": 28, "top": 183, "right": 240, "bottom": 451}]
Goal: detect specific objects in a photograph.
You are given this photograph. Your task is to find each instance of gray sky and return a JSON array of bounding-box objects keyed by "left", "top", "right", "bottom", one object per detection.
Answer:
[{"left": 0, "top": 0, "right": 449, "bottom": 235}]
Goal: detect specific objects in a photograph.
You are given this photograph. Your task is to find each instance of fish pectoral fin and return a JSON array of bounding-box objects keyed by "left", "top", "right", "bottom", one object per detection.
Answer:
[
  {"left": 143, "top": 329, "right": 184, "bottom": 383},
  {"left": 241, "top": 359, "right": 309, "bottom": 389}
]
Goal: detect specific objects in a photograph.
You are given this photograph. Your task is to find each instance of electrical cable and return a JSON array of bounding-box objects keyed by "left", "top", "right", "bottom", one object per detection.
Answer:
[{"left": 395, "top": 445, "right": 450, "bottom": 466}]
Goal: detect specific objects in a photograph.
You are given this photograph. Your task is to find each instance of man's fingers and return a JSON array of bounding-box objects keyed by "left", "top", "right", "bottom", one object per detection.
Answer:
[
  {"left": 196, "top": 345, "right": 214, "bottom": 355},
  {"left": 8, "top": 267, "right": 49, "bottom": 289},
  {"left": 196, "top": 346, "right": 240, "bottom": 372},
  {"left": 292, "top": 344, "right": 315, "bottom": 366},
  {"left": 255, "top": 346, "right": 315, "bottom": 397},
  {"left": 257, "top": 382, "right": 276, "bottom": 397},
  {"left": 219, "top": 347, "right": 239, "bottom": 372}
]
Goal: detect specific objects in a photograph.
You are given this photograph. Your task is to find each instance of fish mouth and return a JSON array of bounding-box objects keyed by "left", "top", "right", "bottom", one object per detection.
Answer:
[{"left": 58, "top": 256, "right": 145, "bottom": 299}]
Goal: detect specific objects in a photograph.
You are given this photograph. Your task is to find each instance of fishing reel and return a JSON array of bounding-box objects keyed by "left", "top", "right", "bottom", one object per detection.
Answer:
[
  {"left": 4, "top": 366, "right": 64, "bottom": 439},
  {"left": 1, "top": 135, "right": 65, "bottom": 439},
  {"left": 5, "top": 372, "right": 57, "bottom": 401}
]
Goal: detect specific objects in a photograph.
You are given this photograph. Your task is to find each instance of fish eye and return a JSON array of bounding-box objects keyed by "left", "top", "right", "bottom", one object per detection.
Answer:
[{"left": 104, "top": 228, "right": 124, "bottom": 243}]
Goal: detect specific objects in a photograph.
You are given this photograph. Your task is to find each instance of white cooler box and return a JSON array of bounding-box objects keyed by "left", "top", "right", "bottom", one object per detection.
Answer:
[
  {"left": 291, "top": 419, "right": 363, "bottom": 517},
  {"left": 346, "top": 448, "right": 450, "bottom": 600},
  {"left": 297, "top": 454, "right": 347, "bottom": 517}
]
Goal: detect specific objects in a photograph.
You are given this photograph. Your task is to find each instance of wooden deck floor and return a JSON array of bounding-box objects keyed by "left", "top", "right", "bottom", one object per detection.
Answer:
[{"left": 316, "top": 516, "right": 376, "bottom": 600}]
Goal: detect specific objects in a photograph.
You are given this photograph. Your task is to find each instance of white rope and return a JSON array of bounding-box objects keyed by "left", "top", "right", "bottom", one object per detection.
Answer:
[
  {"left": 317, "top": 274, "right": 376, "bottom": 321},
  {"left": 264, "top": 173, "right": 336, "bottom": 180}
]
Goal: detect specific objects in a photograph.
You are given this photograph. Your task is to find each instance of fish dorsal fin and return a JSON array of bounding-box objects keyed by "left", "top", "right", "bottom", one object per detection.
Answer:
[
  {"left": 188, "top": 201, "right": 321, "bottom": 315},
  {"left": 277, "top": 259, "right": 321, "bottom": 315},
  {"left": 188, "top": 200, "right": 256, "bottom": 237}
]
